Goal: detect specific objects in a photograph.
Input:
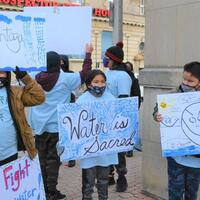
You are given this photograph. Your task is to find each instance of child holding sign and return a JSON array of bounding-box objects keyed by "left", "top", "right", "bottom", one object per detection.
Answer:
[
  {"left": 76, "top": 69, "right": 118, "bottom": 200},
  {"left": 153, "top": 61, "right": 200, "bottom": 200}
]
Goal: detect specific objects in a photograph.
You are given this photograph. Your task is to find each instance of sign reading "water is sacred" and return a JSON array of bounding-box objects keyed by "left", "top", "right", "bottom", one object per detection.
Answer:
[{"left": 57, "top": 97, "right": 139, "bottom": 162}]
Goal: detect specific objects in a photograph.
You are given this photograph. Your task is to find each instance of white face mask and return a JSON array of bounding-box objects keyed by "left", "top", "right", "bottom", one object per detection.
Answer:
[{"left": 181, "top": 83, "right": 196, "bottom": 92}]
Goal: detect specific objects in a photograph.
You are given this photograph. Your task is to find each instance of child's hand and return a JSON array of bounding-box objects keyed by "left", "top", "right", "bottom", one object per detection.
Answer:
[
  {"left": 85, "top": 43, "right": 93, "bottom": 53},
  {"left": 155, "top": 113, "right": 163, "bottom": 122}
]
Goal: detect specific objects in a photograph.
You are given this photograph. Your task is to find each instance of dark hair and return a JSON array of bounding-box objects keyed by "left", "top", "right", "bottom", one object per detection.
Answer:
[
  {"left": 125, "top": 61, "right": 133, "bottom": 72},
  {"left": 60, "top": 54, "right": 69, "bottom": 72},
  {"left": 85, "top": 69, "right": 106, "bottom": 88},
  {"left": 184, "top": 61, "right": 200, "bottom": 80},
  {"left": 47, "top": 51, "right": 60, "bottom": 73}
]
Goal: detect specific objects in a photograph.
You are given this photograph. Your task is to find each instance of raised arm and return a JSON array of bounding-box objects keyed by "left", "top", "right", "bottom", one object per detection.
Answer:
[{"left": 79, "top": 43, "right": 93, "bottom": 84}]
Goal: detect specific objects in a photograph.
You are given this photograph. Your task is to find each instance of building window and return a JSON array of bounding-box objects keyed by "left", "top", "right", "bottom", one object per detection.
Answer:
[
  {"left": 101, "top": 31, "right": 113, "bottom": 58},
  {"left": 140, "top": 0, "right": 144, "bottom": 15}
]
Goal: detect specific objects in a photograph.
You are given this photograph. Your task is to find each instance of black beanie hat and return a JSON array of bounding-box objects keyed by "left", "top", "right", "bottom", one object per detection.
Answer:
[
  {"left": 105, "top": 41, "right": 124, "bottom": 63},
  {"left": 47, "top": 51, "right": 60, "bottom": 73}
]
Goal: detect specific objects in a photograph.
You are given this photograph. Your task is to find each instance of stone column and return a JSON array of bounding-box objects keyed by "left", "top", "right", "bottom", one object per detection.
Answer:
[{"left": 140, "top": 0, "right": 200, "bottom": 198}]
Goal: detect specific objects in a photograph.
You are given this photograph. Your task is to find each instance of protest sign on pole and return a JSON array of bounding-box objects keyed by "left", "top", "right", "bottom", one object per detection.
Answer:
[
  {"left": 157, "top": 91, "right": 200, "bottom": 157},
  {"left": 0, "top": 155, "right": 46, "bottom": 200},
  {"left": 0, "top": 12, "right": 46, "bottom": 71},
  {"left": 57, "top": 97, "right": 139, "bottom": 162},
  {"left": 24, "top": 6, "right": 92, "bottom": 55}
]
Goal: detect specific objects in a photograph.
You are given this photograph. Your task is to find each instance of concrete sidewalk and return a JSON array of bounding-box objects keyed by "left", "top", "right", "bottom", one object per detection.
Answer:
[{"left": 57, "top": 152, "right": 158, "bottom": 200}]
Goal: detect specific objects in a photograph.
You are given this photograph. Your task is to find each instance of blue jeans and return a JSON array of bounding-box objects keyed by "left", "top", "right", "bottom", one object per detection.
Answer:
[{"left": 167, "top": 157, "right": 200, "bottom": 200}]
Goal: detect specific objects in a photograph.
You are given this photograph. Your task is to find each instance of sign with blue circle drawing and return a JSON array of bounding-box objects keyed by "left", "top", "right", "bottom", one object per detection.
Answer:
[
  {"left": 0, "top": 12, "right": 46, "bottom": 71},
  {"left": 57, "top": 97, "right": 139, "bottom": 162},
  {"left": 157, "top": 91, "right": 200, "bottom": 157},
  {"left": 0, "top": 155, "right": 46, "bottom": 200}
]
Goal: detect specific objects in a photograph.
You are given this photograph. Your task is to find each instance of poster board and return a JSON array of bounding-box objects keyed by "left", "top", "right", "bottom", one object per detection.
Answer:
[
  {"left": 57, "top": 97, "right": 139, "bottom": 162},
  {"left": 0, "top": 155, "right": 46, "bottom": 200},
  {"left": 24, "top": 6, "right": 92, "bottom": 55},
  {"left": 0, "top": 12, "right": 46, "bottom": 71},
  {"left": 157, "top": 91, "right": 200, "bottom": 157}
]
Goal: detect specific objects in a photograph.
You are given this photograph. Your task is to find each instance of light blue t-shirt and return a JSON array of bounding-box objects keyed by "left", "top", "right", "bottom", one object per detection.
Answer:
[
  {"left": 173, "top": 156, "right": 200, "bottom": 168},
  {"left": 76, "top": 91, "right": 119, "bottom": 169},
  {"left": 0, "top": 87, "right": 17, "bottom": 161},
  {"left": 105, "top": 70, "right": 132, "bottom": 97},
  {"left": 28, "top": 71, "right": 81, "bottom": 135}
]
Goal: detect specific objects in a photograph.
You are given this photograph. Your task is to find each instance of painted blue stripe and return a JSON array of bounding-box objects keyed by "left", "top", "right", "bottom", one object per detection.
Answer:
[
  {"left": 0, "top": 14, "right": 12, "bottom": 24},
  {"left": 0, "top": 66, "right": 47, "bottom": 72},
  {"left": 34, "top": 18, "right": 45, "bottom": 23},
  {"left": 15, "top": 15, "right": 31, "bottom": 22}
]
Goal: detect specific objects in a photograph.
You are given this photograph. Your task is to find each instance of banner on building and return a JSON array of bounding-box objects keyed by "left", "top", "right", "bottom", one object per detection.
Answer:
[
  {"left": 57, "top": 97, "right": 139, "bottom": 162},
  {"left": 0, "top": 155, "right": 46, "bottom": 200},
  {"left": 157, "top": 91, "right": 200, "bottom": 157},
  {"left": 0, "top": 12, "right": 46, "bottom": 71},
  {"left": 24, "top": 7, "right": 92, "bottom": 56}
]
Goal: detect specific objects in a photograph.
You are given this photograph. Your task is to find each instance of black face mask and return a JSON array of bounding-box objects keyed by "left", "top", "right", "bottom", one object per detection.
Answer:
[
  {"left": 180, "top": 83, "right": 196, "bottom": 92},
  {"left": 88, "top": 85, "right": 106, "bottom": 97},
  {"left": 0, "top": 77, "right": 8, "bottom": 88}
]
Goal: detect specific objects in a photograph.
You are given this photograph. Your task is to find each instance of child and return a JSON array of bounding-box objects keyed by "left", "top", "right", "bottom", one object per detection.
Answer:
[
  {"left": 153, "top": 61, "right": 200, "bottom": 200},
  {"left": 29, "top": 44, "right": 93, "bottom": 200},
  {"left": 0, "top": 68, "right": 45, "bottom": 166},
  {"left": 76, "top": 69, "right": 119, "bottom": 200}
]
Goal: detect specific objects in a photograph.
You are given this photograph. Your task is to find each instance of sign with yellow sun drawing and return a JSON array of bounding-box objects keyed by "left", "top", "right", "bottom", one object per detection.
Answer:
[{"left": 157, "top": 91, "right": 200, "bottom": 157}]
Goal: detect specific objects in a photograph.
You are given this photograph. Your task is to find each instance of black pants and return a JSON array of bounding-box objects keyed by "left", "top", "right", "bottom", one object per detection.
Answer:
[
  {"left": 82, "top": 166, "right": 109, "bottom": 200},
  {"left": 35, "top": 132, "right": 60, "bottom": 194},
  {"left": 0, "top": 153, "right": 18, "bottom": 166},
  {"left": 109, "top": 152, "right": 127, "bottom": 177}
]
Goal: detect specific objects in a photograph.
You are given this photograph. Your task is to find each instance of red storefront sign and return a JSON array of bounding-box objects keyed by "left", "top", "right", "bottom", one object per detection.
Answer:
[
  {"left": 0, "top": 0, "right": 80, "bottom": 7},
  {"left": 93, "top": 8, "right": 110, "bottom": 18}
]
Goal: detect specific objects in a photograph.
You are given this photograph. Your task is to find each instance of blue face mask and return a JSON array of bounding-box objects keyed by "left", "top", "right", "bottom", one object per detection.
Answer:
[
  {"left": 88, "top": 86, "right": 106, "bottom": 97},
  {"left": 103, "top": 57, "right": 109, "bottom": 68}
]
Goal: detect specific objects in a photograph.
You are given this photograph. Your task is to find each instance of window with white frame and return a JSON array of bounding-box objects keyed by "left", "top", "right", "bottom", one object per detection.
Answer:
[
  {"left": 140, "top": 0, "right": 144, "bottom": 15},
  {"left": 101, "top": 31, "right": 113, "bottom": 58}
]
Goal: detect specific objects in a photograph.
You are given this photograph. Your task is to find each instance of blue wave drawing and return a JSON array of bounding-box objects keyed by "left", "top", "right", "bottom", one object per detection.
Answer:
[
  {"left": 0, "top": 66, "right": 47, "bottom": 71},
  {"left": 163, "top": 145, "right": 200, "bottom": 157},
  {"left": 15, "top": 15, "right": 31, "bottom": 22},
  {"left": 34, "top": 17, "right": 45, "bottom": 22},
  {"left": 0, "top": 14, "right": 12, "bottom": 24}
]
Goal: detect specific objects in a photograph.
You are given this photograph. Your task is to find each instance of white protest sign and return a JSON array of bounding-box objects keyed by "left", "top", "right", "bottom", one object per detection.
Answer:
[
  {"left": 24, "top": 6, "right": 92, "bottom": 55},
  {"left": 0, "top": 155, "right": 46, "bottom": 200},
  {"left": 0, "top": 12, "right": 46, "bottom": 71},
  {"left": 57, "top": 97, "right": 139, "bottom": 162},
  {"left": 157, "top": 91, "right": 200, "bottom": 157}
]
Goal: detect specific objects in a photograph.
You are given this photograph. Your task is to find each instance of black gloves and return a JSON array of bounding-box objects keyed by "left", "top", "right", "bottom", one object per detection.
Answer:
[{"left": 13, "top": 66, "right": 27, "bottom": 79}]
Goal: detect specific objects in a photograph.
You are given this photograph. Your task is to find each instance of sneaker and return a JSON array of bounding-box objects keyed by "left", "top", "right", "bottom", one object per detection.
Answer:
[
  {"left": 55, "top": 190, "right": 66, "bottom": 199},
  {"left": 116, "top": 176, "right": 128, "bottom": 192},
  {"left": 68, "top": 160, "right": 76, "bottom": 167},
  {"left": 108, "top": 175, "right": 115, "bottom": 185}
]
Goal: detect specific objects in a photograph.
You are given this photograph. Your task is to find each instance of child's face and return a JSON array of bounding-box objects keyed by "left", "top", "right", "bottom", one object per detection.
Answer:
[
  {"left": 182, "top": 71, "right": 200, "bottom": 91},
  {"left": 90, "top": 74, "right": 106, "bottom": 87}
]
